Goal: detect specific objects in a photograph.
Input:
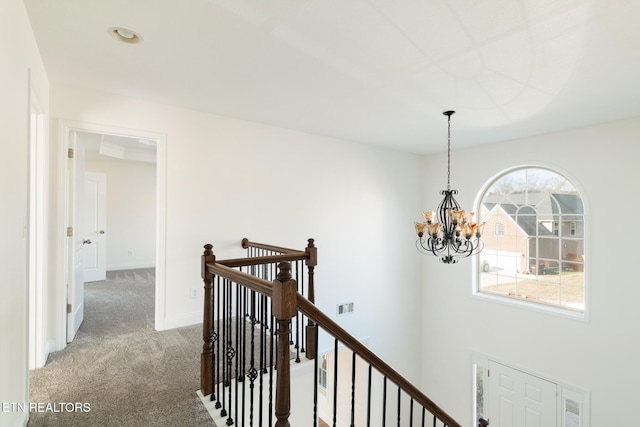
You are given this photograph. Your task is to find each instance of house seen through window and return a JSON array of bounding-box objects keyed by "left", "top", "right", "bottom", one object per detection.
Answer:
[{"left": 477, "top": 167, "right": 585, "bottom": 313}]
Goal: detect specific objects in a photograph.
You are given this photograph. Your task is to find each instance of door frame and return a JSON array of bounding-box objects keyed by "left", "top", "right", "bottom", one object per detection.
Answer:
[
  {"left": 54, "top": 119, "right": 167, "bottom": 351},
  {"left": 28, "top": 82, "right": 47, "bottom": 368},
  {"left": 472, "top": 352, "right": 591, "bottom": 427}
]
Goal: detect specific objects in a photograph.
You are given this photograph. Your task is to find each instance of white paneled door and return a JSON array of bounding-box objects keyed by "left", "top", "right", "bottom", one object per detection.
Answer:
[
  {"left": 83, "top": 172, "right": 107, "bottom": 282},
  {"left": 488, "top": 361, "right": 557, "bottom": 427},
  {"left": 67, "top": 133, "right": 85, "bottom": 342}
]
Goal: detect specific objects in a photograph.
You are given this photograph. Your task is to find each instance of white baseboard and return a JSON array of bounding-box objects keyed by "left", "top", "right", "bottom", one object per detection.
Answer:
[
  {"left": 44, "top": 339, "right": 55, "bottom": 362},
  {"left": 33, "top": 339, "right": 56, "bottom": 369},
  {"left": 159, "top": 312, "right": 202, "bottom": 331}
]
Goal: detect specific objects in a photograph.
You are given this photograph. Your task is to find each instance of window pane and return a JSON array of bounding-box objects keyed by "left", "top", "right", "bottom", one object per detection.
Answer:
[
  {"left": 475, "top": 365, "right": 485, "bottom": 420},
  {"left": 539, "top": 238, "right": 559, "bottom": 260},
  {"left": 478, "top": 167, "right": 585, "bottom": 313},
  {"left": 564, "top": 398, "right": 580, "bottom": 427},
  {"left": 562, "top": 241, "right": 584, "bottom": 262}
]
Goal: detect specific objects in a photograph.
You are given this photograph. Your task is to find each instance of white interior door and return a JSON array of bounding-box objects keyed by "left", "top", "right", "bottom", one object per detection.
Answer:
[
  {"left": 67, "top": 133, "right": 85, "bottom": 342},
  {"left": 83, "top": 172, "right": 106, "bottom": 282},
  {"left": 488, "top": 361, "right": 557, "bottom": 427}
]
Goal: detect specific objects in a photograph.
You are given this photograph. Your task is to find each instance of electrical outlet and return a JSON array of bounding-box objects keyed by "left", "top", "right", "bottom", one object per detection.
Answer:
[
  {"left": 190, "top": 288, "right": 198, "bottom": 299},
  {"left": 127, "top": 250, "right": 133, "bottom": 257}
]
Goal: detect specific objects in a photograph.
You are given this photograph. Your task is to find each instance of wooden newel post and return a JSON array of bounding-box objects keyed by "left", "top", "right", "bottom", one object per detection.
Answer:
[
  {"left": 272, "top": 261, "right": 297, "bottom": 427},
  {"left": 305, "top": 238, "right": 318, "bottom": 360},
  {"left": 201, "top": 244, "right": 215, "bottom": 396}
]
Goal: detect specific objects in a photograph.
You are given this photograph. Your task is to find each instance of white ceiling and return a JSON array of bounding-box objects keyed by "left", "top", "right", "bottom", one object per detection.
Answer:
[{"left": 24, "top": 0, "right": 640, "bottom": 154}]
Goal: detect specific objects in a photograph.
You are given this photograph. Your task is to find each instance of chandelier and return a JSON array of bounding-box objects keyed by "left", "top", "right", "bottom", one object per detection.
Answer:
[{"left": 414, "top": 111, "right": 485, "bottom": 263}]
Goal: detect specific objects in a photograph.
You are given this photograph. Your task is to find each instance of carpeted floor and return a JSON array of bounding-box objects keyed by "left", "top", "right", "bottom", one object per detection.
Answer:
[{"left": 28, "top": 268, "right": 215, "bottom": 427}]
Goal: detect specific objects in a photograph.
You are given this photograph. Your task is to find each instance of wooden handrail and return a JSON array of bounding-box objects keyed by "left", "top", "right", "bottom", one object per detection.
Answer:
[
  {"left": 216, "top": 252, "right": 309, "bottom": 268},
  {"left": 296, "top": 295, "right": 463, "bottom": 427},
  {"left": 206, "top": 262, "right": 274, "bottom": 297},
  {"left": 242, "top": 237, "right": 300, "bottom": 254}
]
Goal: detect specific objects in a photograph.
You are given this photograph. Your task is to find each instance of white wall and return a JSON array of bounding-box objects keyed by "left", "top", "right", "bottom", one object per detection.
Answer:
[
  {"left": 420, "top": 117, "right": 640, "bottom": 425},
  {"left": 49, "top": 85, "right": 424, "bottom": 384},
  {"left": 0, "top": 1, "right": 49, "bottom": 426},
  {"left": 85, "top": 157, "right": 156, "bottom": 270}
]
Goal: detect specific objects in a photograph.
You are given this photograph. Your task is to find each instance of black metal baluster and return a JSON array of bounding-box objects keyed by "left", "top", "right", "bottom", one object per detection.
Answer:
[
  {"left": 367, "top": 365, "right": 372, "bottom": 427},
  {"left": 215, "top": 276, "right": 222, "bottom": 409},
  {"left": 299, "top": 259, "right": 306, "bottom": 354},
  {"left": 382, "top": 377, "right": 387, "bottom": 427},
  {"left": 332, "top": 339, "right": 338, "bottom": 427},
  {"left": 268, "top": 310, "right": 275, "bottom": 427},
  {"left": 239, "top": 284, "right": 246, "bottom": 427},
  {"left": 234, "top": 281, "right": 240, "bottom": 425},
  {"left": 258, "top": 294, "right": 265, "bottom": 426},
  {"left": 225, "top": 278, "right": 235, "bottom": 426},
  {"left": 210, "top": 275, "right": 220, "bottom": 408},
  {"left": 248, "top": 291, "right": 257, "bottom": 427},
  {"left": 263, "top": 294, "right": 269, "bottom": 374},
  {"left": 294, "top": 261, "right": 301, "bottom": 362},
  {"left": 212, "top": 276, "right": 217, "bottom": 403},
  {"left": 397, "top": 386, "right": 401, "bottom": 427},
  {"left": 313, "top": 329, "right": 319, "bottom": 427},
  {"left": 220, "top": 278, "right": 228, "bottom": 418},
  {"left": 410, "top": 398, "right": 414, "bottom": 426},
  {"left": 350, "top": 351, "right": 356, "bottom": 427}
]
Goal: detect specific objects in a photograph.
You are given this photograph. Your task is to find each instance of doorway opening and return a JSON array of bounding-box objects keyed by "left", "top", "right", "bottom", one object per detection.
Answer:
[{"left": 56, "top": 120, "right": 167, "bottom": 350}]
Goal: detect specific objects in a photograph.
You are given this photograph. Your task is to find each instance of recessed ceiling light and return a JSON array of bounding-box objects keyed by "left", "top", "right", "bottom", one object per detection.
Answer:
[{"left": 108, "top": 27, "right": 143, "bottom": 44}]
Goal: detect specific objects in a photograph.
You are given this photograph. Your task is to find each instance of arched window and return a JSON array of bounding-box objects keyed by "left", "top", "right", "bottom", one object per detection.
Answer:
[{"left": 477, "top": 167, "right": 586, "bottom": 314}]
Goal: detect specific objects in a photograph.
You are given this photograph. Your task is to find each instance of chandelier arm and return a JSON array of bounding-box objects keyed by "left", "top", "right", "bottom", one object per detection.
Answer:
[
  {"left": 416, "top": 237, "right": 442, "bottom": 256},
  {"left": 416, "top": 235, "right": 450, "bottom": 256},
  {"left": 428, "top": 236, "right": 446, "bottom": 253},
  {"left": 450, "top": 238, "right": 483, "bottom": 257},
  {"left": 451, "top": 240, "right": 474, "bottom": 256}
]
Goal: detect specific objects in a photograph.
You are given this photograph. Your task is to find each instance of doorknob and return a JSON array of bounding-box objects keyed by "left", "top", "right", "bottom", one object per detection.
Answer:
[
  {"left": 99, "top": 230, "right": 105, "bottom": 234},
  {"left": 83, "top": 239, "right": 92, "bottom": 245}
]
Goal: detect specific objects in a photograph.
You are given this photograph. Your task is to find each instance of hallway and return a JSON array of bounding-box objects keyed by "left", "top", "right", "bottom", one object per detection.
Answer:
[{"left": 28, "top": 269, "right": 213, "bottom": 426}]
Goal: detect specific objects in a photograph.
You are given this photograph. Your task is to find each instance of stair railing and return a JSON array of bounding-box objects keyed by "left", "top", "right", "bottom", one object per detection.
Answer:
[
  {"left": 200, "top": 240, "right": 461, "bottom": 427},
  {"left": 240, "top": 238, "right": 318, "bottom": 362}
]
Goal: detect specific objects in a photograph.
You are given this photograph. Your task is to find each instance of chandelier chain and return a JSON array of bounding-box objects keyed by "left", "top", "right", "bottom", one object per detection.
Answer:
[{"left": 447, "top": 113, "right": 451, "bottom": 191}]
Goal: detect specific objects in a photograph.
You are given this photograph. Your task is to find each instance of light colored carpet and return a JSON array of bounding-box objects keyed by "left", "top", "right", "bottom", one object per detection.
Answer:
[{"left": 28, "top": 268, "right": 215, "bottom": 427}]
